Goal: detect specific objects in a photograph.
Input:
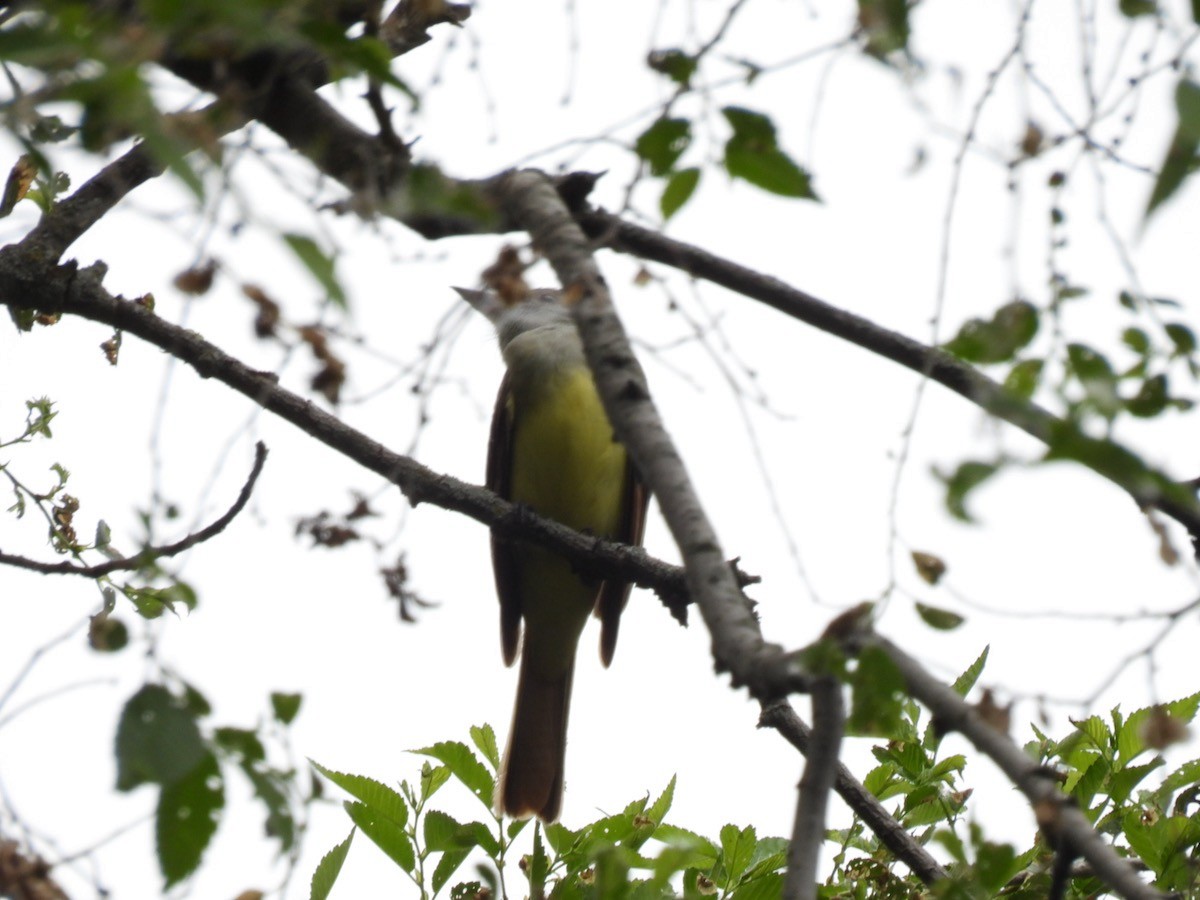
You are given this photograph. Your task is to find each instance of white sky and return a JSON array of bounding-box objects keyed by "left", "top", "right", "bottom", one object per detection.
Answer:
[{"left": 2, "top": 0, "right": 1200, "bottom": 897}]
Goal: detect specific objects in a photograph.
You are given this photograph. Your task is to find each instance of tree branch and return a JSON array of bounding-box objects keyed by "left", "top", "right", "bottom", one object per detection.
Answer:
[
  {"left": 784, "top": 679, "right": 844, "bottom": 900},
  {"left": 487, "top": 169, "right": 812, "bottom": 699},
  {"left": 0, "top": 442, "right": 267, "bottom": 577},
  {"left": 575, "top": 207, "right": 1200, "bottom": 540},
  {"left": 759, "top": 700, "right": 949, "bottom": 886},
  {"left": 0, "top": 250, "right": 693, "bottom": 622},
  {"left": 861, "top": 633, "right": 1167, "bottom": 900}
]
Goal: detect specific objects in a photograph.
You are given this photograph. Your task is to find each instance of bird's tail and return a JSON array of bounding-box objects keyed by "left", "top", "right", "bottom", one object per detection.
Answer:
[{"left": 496, "top": 645, "right": 577, "bottom": 822}]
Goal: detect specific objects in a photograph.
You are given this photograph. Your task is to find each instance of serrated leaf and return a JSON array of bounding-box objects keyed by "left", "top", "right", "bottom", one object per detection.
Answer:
[
  {"left": 310, "top": 829, "right": 354, "bottom": 900},
  {"left": 157, "top": 751, "right": 223, "bottom": 887},
  {"left": 469, "top": 724, "right": 499, "bottom": 769},
  {"left": 420, "top": 762, "right": 452, "bottom": 801},
  {"left": 345, "top": 800, "right": 415, "bottom": 872},
  {"left": 661, "top": 167, "right": 700, "bottom": 219},
  {"left": 115, "top": 684, "right": 206, "bottom": 791},
  {"left": 915, "top": 602, "right": 965, "bottom": 631},
  {"left": 411, "top": 741, "right": 494, "bottom": 808},
  {"left": 310, "top": 762, "right": 407, "bottom": 828},
  {"left": 284, "top": 234, "right": 347, "bottom": 309},
  {"left": 718, "top": 824, "right": 756, "bottom": 885},
  {"left": 951, "top": 646, "right": 989, "bottom": 697}
]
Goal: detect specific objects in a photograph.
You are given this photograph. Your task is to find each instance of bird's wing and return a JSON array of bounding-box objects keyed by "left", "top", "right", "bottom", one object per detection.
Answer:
[
  {"left": 596, "top": 453, "right": 650, "bottom": 667},
  {"left": 487, "top": 372, "right": 523, "bottom": 667}
]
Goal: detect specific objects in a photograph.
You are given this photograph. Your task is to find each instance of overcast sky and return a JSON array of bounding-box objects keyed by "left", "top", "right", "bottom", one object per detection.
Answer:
[{"left": 2, "top": 1, "right": 1200, "bottom": 897}]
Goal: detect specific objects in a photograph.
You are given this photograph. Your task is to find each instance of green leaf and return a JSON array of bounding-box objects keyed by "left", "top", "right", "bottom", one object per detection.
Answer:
[
  {"left": 1126, "top": 374, "right": 1169, "bottom": 418},
  {"left": 419, "top": 761, "right": 452, "bottom": 801},
  {"left": 159, "top": 581, "right": 198, "bottom": 612},
  {"left": 731, "top": 872, "right": 784, "bottom": 900},
  {"left": 214, "top": 727, "right": 265, "bottom": 762},
  {"left": 635, "top": 117, "right": 691, "bottom": 176},
  {"left": 157, "top": 751, "right": 223, "bottom": 887},
  {"left": 724, "top": 145, "right": 816, "bottom": 198},
  {"left": 722, "top": 107, "right": 817, "bottom": 199},
  {"left": 469, "top": 723, "right": 499, "bottom": 770},
  {"left": 115, "top": 684, "right": 207, "bottom": 791},
  {"left": 423, "top": 809, "right": 499, "bottom": 856},
  {"left": 849, "top": 646, "right": 906, "bottom": 736},
  {"left": 951, "top": 646, "right": 989, "bottom": 697},
  {"left": 647, "top": 48, "right": 698, "bottom": 86},
  {"left": 1003, "top": 358, "right": 1043, "bottom": 400},
  {"left": 1122, "top": 327, "right": 1151, "bottom": 355},
  {"left": 915, "top": 602, "right": 964, "bottom": 631},
  {"left": 411, "top": 741, "right": 494, "bottom": 809},
  {"left": 935, "top": 459, "right": 1001, "bottom": 522},
  {"left": 974, "top": 839, "right": 1020, "bottom": 892},
  {"left": 344, "top": 800, "right": 415, "bottom": 872},
  {"left": 717, "top": 824, "right": 757, "bottom": 886},
  {"left": 284, "top": 234, "right": 347, "bottom": 309},
  {"left": 271, "top": 692, "right": 303, "bottom": 725},
  {"left": 1145, "top": 80, "right": 1200, "bottom": 221},
  {"left": 310, "top": 829, "right": 355, "bottom": 900},
  {"left": 243, "top": 764, "right": 297, "bottom": 850},
  {"left": 310, "top": 762, "right": 407, "bottom": 828},
  {"left": 1109, "top": 759, "right": 1164, "bottom": 806},
  {"left": 1165, "top": 322, "right": 1197, "bottom": 357},
  {"left": 1119, "top": 0, "right": 1157, "bottom": 15},
  {"left": 661, "top": 167, "right": 700, "bottom": 219},
  {"left": 857, "top": 0, "right": 910, "bottom": 57},
  {"left": 943, "top": 300, "right": 1039, "bottom": 364},
  {"left": 431, "top": 848, "right": 470, "bottom": 894}
]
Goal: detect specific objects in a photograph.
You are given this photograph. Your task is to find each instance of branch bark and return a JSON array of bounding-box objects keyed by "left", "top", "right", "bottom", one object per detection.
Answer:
[{"left": 783, "top": 679, "right": 844, "bottom": 900}]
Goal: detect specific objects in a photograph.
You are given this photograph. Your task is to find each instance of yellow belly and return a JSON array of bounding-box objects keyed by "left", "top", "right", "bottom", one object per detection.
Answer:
[
  {"left": 510, "top": 366, "right": 626, "bottom": 539},
  {"left": 508, "top": 365, "right": 627, "bottom": 658}
]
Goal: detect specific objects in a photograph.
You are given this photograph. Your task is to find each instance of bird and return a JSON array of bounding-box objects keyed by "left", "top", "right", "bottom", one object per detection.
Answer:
[{"left": 456, "top": 285, "right": 649, "bottom": 822}]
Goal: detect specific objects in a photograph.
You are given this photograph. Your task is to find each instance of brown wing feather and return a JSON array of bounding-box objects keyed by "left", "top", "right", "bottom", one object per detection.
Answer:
[
  {"left": 596, "top": 453, "right": 651, "bottom": 667},
  {"left": 487, "top": 372, "right": 522, "bottom": 667}
]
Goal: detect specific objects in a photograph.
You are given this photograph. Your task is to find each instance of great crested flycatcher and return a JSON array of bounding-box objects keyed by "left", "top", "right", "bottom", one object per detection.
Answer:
[{"left": 457, "top": 286, "right": 649, "bottom": 822}]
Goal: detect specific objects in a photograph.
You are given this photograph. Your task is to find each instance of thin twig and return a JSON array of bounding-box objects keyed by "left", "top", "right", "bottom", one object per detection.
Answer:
[
  {"left": 0, "top": 442, "right": 268, "bottom": 577},
  {"left": 759, "top": 701, "right": 949, "bottom": 886}
]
